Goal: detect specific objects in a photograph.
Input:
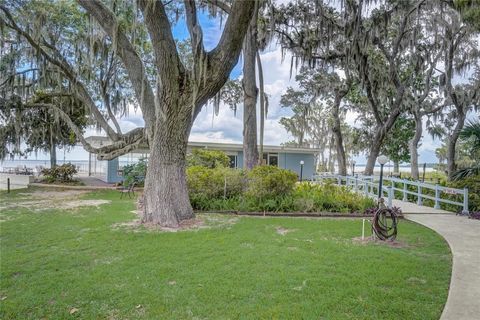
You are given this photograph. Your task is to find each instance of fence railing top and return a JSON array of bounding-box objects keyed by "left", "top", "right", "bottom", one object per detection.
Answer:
[{"left": 313, "top": 173, "right": 466, "bottom": 195}]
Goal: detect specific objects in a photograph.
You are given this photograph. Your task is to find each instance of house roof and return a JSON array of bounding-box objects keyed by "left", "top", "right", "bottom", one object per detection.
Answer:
[
  {"left": 187, "top": 141, "right": 320, "bottom": 154},
  {"left": 84, "top": 136, "right": 320, "bottom": 155}
]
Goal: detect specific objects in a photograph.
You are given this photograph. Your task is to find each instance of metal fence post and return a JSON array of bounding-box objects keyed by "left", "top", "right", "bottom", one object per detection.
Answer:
[
  {"left": 387, "top": 186, "right": 393, "bottom": 208},
  {"left": 364, "top": 181, "right": 368, "bottom": 197},
  {"left": 434, "top": 184, "right": 440, "bottom": 209},
  {"left": 403, "top": 180, "right": 407, "bottom": 201},
  {"left": 417, "top": 183, "right": 423, "bottom": 206},
  {"left": 354, "top": 176, "right": 358, "bottom": 192},
  {"left": 462, "top": 188, "right": 469, "bottom": 215},
  {"left": 337, "top": 176, "right": 341, "bottom": 185},
  {"left": 7, "top": 178, "right": 10, "bottom": 193}
]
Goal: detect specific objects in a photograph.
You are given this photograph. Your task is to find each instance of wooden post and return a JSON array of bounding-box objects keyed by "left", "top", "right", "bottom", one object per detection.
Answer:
[
  {"left": 462, "top": 188, "right": 469, "bottom": 215},
  {"left": 434, "top": 184, "right": 440, "bottom": 209},
  {"left": 417, "top": 184, "right": 423, "bottom": 206},
  {"left": 88, "top": 152, "right": 92, "bottom": 176},
  {"left": 422, "top": 162, "right": 426, "bottom": 182},
  {"left": 7, "top": 178, "right": 10, "bottom": 193},
  {"left": 387, "top": 186, "right": 393, "bottom": 208}
]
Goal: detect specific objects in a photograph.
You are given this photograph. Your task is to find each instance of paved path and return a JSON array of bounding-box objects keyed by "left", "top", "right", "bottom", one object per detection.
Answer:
[
  {"left": 392, "top": 199, "right": 453, "bottom": 214},
  {"left": 78, "top": 176, "right": 115, "bottom": 187},
  {"left": 404, "top": 214, "right": 480, "bottom": 320}
]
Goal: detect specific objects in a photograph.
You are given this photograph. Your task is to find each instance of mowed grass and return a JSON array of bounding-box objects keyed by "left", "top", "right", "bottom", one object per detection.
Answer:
[{"left": 0, "top": 188, "right": 451, "bottom": 319}]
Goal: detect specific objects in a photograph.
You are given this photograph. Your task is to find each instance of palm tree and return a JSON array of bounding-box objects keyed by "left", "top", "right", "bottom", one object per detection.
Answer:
[{"left": 452, "top": 120, "right": 480, "bottom": 180}]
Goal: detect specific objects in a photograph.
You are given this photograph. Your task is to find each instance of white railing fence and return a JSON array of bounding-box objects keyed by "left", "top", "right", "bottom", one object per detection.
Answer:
[{"left": 312, "top": 173, "right": 469, "bottom": 214}]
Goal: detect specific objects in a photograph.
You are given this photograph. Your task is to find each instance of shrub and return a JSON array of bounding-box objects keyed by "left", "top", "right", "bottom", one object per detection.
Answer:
[
  {"left": 293, "top": 183, "right": 375, "bottom": 213},
  {"left": 187, "top": 149, "right": 230, "bottom": 168},
  {"left": 470, "top": 211, "right": 480, "bottom": 220},
  {"left": 245, "top": 165, "right": 298, "bottom": 199},
  {"left": 187, "top": 166, "right": 244, "bottom": 209},
  {"left": 123, "top": 158, "right": 147, "bottom": 186},
  {"left": 185, "top": 165, "right": 374, "bottom": 214},
  {"left": 448, "top": 174, "right": 480, "bottom": 212},
  {"left": 41, "top": 163, "right": 77, "bottom": 183}
]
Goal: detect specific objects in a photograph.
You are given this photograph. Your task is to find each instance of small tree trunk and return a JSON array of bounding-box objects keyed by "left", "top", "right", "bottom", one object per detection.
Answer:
[
  {"left": 256, "top": 52, "right": 265, "bottom": 160},
  {"left": 327, "top": 139, "right": 335, "bottom": 172},
  {"left": 142, "top": 110, "right": 194, "bottom": 227},
  {"left": 49, "top": 125, "right": 57, "bottom": 168},
  {"left": 447, "top": 110, "right": 466, "bottom": 180},
  {"left": 242, "top": 12, "right": 259, "bottom": 170},
  {"left": 364, "top": 130, "right": 384, "bottom": 175},
  {"left": 50, "top": 143, "right": 57, "bottom": 168},
  {"left": 332, "top": 93, "right": 347, "bottom": 175},
  {"left": 393, "top": 160, "right": 400, "bottom": 173},
  {"left": 409, "top": 112, "right": 422, "bottom": 180}
]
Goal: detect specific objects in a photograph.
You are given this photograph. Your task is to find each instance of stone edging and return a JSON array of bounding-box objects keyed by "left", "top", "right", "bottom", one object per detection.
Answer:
[
  {"left": 29, "top": 183, "right": 117, "bottom": 190},
  {"left": 195, "top": 210, "right": 404, "bottom": 219}
]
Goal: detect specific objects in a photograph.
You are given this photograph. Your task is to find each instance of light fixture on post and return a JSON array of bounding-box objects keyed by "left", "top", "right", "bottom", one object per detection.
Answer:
[
  {"left": 300, "top": 160, "right": 305, "bottom": 182},
  {"left": 377, "top": 155, "right": 389, "bottom": 199}
]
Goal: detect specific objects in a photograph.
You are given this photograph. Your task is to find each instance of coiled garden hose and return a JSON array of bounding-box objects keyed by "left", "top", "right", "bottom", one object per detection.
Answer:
[{"left": 372, "top": 207, "right": 398, "bottom": 240}]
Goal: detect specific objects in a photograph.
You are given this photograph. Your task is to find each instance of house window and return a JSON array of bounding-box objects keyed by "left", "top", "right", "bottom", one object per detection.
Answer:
[
  {"left": 262, "top": 153, "right": 278, "bottom": 166},
  {"left": 228, "top": 155, "right": 237, "bottom": 168},
  {"left": 269, "top": 154, "right": 278, "bottom": 166}
]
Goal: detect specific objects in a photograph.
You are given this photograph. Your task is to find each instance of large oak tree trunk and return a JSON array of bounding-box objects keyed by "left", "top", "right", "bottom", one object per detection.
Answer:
[
  {"left": 409, "top": 112, "right": 422, "bottom": 180},
  {"left": 142, "top": 105, "right": 194, "bottom": 227},
  {"left": 77, "top": 0, "right": 256, "bottom": 228},
  {"left": 242, "top": 10, "right": 259, "bottom": 170}
]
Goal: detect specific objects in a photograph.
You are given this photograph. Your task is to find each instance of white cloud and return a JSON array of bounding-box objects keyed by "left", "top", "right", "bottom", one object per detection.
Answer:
[{"left": 189, "top": 46, "right": 298, "bottom": 144}]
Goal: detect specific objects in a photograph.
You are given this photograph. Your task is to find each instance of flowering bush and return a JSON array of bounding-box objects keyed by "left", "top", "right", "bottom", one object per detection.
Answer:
[
  {"left": 469, "top": 211, "right": 480, "bottom": 220},
  {"left": 41, "top": 163, "right": 77, "bottom": 183}
]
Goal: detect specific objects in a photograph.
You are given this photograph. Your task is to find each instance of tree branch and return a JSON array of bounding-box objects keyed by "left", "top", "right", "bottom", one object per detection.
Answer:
[
  {"left": 363, "top": 71, "right": 383, "bottom": 125},
  {"left": 204, "top": 0, "right": 231, "bottom": 14},
  {"left": 185, "top": 0, "right": 206, "bottom": 60},
  {"left": 193, "top": 0, "right": 256, "bottom": 116},
  {"left": 137, "top": 0, "right": 185, "bottom": 92},
  {"left": 0, "top": 5, "right": 121, "bottom": 141},
  {"left": 23, "top": 101, "right": 145, "bottom": 160},
  {"left": 77, "top": 0, "right": 157, "bottom": 137}
]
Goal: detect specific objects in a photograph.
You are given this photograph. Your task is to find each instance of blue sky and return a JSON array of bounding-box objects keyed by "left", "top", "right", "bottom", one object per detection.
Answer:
[{"left": 4, "top": 8, "right": 478, "bottom": 166}]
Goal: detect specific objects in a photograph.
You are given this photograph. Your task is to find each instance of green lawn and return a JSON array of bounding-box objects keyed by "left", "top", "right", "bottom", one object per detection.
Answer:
[{"left": 0, "top": 188, "right": 451, "bottom": 319}]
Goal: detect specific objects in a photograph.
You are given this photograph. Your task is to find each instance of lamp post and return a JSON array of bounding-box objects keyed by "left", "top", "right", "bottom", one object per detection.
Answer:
[
  {"left": 300, "top": 160, "right": 304, "bottom": 182},
  {"left": 351, "top": 160, "right": 356, "bottom": 176},
  {"left": 377, "top": 155, "right": 389, "bottom": 199}
]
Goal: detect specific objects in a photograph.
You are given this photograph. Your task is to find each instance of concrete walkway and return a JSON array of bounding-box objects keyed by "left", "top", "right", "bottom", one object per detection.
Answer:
[
  {"left": 405, "top": 214, "right": 480, "bottom": 320},
  {"left": 77, "top": 176, "right": 115, "bottom": 187},
  {"left": 392, "top": 199, "right": 453, "bottom": 214}
]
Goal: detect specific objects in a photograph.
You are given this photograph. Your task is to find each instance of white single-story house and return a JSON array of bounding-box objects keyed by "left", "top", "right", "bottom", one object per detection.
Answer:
[{"left": 85, "top": 137, "right": 319, "bottom": 184}]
